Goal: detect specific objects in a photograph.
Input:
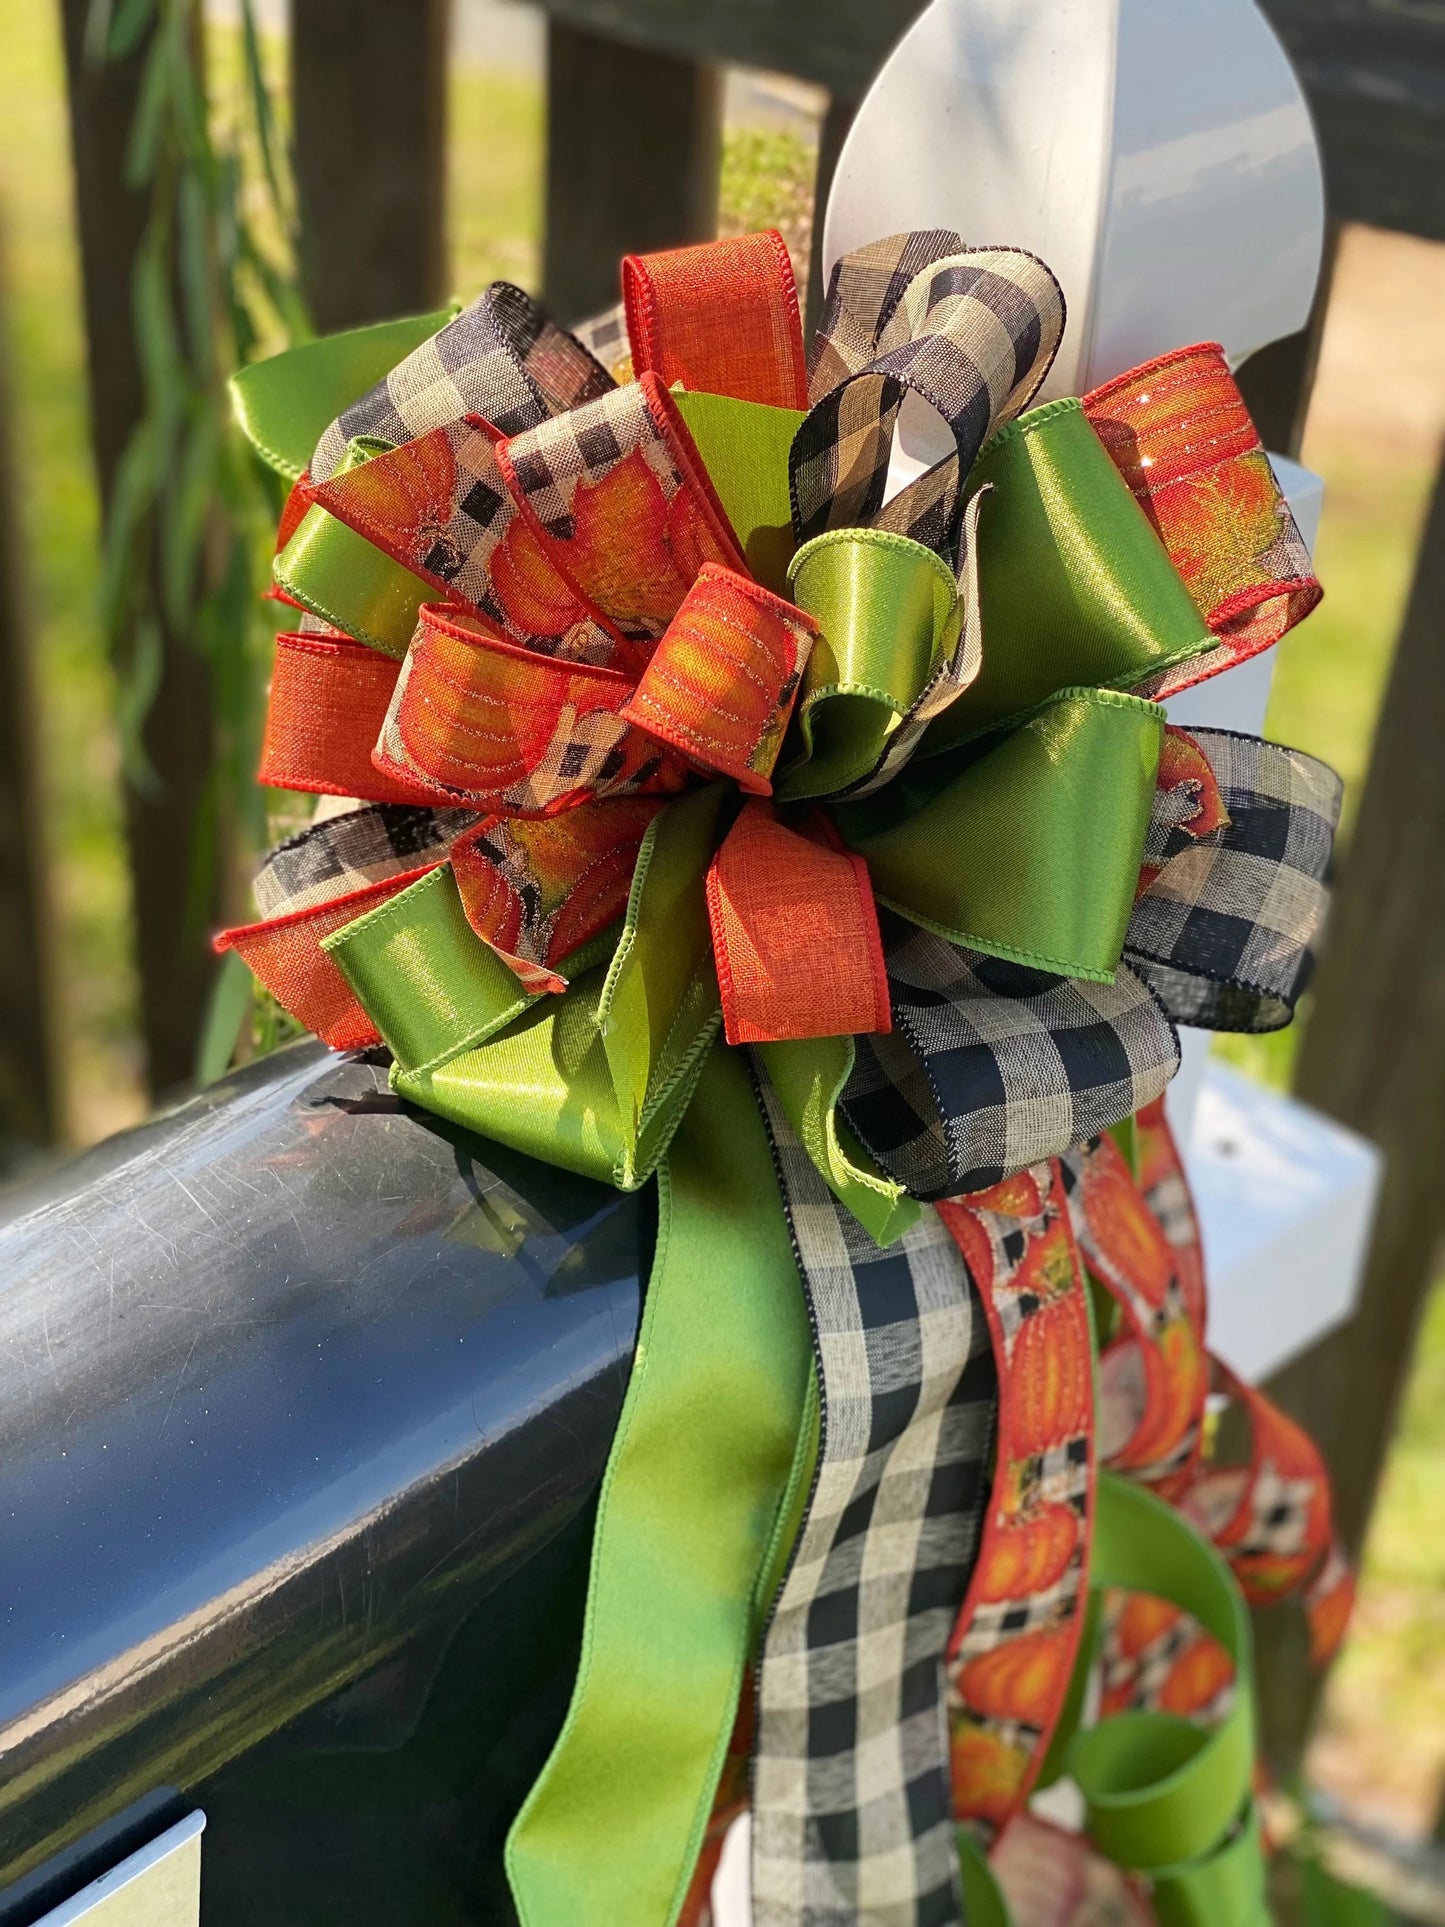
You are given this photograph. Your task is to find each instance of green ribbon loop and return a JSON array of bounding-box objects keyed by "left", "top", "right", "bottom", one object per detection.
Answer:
[
  {"left": 780, "top": 528, "right": 964, "bottom": 799},
  {"left": 273, "top": 435, "right": 433, "bottom": 656},
  {"left": 505, "top": 1043, "right": 814, "bottom": 1927},
  {"left": 325, "top": 861, "right": 536, "bottom": 1068},
  {"left": 328, "top": 787, "right": 724, "bottom": 1193},
  {"left": 836, "top": 688, "right": 1164, "bottom": 979},
  {"left": 923, "top": 398, "right": 1211, "bottom": 754},
  {"left": 1074, "top": 1475, "right": 1262, "bottom": 1908},
  {"left": 229, "top": 306, "right": 458, "bottom": 481}
]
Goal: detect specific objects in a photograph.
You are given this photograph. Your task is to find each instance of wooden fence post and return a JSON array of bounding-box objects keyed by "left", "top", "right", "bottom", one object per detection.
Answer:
[
  {"left": 57, "top": 0, "right": 221, "bottom": 1103},
  {"left": 1234, "top": 224, "right": 1339, "bottom": 460},
  {"left": 1254, "top": 451, "right": 1445, "bottom": 1775},
  {"left": 292, "top": 0, "right": 451, "bottom": 331},
  {"left": 541, "top": 21, "right": 722, "bottom": 323},
  {"left": 0, "top": 220, "right": 59, "bottom": 1168}
]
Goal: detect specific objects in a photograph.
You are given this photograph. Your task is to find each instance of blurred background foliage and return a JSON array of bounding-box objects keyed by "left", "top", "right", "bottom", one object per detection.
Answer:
[{"left": 0, "top": 0, "right": 1441, "bottom": 1913}]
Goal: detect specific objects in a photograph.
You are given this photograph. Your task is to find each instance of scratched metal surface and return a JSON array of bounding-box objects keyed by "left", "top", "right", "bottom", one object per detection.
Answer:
[{"left": 0, "top": 1042, "right": 641, "bottom": 1913}]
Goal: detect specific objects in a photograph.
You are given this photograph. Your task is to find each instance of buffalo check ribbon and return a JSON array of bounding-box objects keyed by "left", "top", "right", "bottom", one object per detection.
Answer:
[{"left": 220, "top": 228, "right": 1345, "bottom": 1927}]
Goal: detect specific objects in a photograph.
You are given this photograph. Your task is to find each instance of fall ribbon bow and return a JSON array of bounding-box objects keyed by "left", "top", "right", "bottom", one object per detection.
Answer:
[
  {"left": 221, "top": 228, "right": 1332, "bottom": 1248},
  {"left": 220, "top": 229, "right": 1344, "bottom": 1927}
]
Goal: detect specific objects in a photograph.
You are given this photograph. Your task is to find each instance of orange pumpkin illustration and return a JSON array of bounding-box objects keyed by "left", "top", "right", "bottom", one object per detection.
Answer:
[
  {"left": 1113, "top": 1315, "right": 1207, "bottom": 1475},
  {"left": 490, "top": 510, "right": 591, "bottom": 641},
  {"left": 976, "top": 1504, "right": 1079, "bottom": 1604},
  {"left": 394, "top": 614, "right": 573, "bottom": 795},
  {"left": 1110, "top": 1591, "right": 1180, "bottom": 1660},
  {"left": 1158, "top": 1632, "right": 1233, "bottom": 1719},
  {"left": 950, "top": 1722, "right": 1033, "bottom": 1829},
  {"left": 1082, "top": 1143, "right": 1174, "bottom": 1308},
  {"left": 328, "top": 424, "right": 463, "bottom": 578},
  {"left": 959, "top": 1626, "right": 1077, "bottom": 1728},
  {"left": 564, "top": 447, "right": 721, "bottom": 628},
  {"left": 1014, "top": 1215, "right": 1079, "bottom": 1305},
  {"left": 1012, "top": 1298, "right": 1092, "bottom": 1456}
]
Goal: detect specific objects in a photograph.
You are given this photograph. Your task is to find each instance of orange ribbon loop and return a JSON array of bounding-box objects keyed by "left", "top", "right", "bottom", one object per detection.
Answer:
[
  {"left": 705, "top": 800, "right": 891, "bottom": 1046},
  {"left": 623, "top": 229, "right": 808, "bottom": 410},
  {"left": 215, "top": 871, "right": 433, "bottom": 1052},
  {"left": 620, "top": 564, "right": 816, "bottom": 794},
  {"left": 260, "top": 633, "right": 437, "bottom": 804},
  {"left": 1084, "top": 342, "right": 1322, "bottom": 692},
  {"left": 374, "top": 603, "right": 689, "bottom": 814}
]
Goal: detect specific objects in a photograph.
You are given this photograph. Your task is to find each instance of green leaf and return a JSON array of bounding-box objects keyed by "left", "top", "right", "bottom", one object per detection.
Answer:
[
  {"left": 114, "top": 613, "right": 165, "bottom": 792},
  {"left": 160, "top": 403, "right": 219, "bottom": 628},
  {"left": 196, "top": 949, "right": 255, "bottom": 1087},
  {"left": 125, "top": 24, "right": 171, "bottom": 184},
  {"left": 241, "top": 0, "right": 287, "bottom": 227},
  {"left": 105, "top": 0, "right": 157, "bottom": 60},
  {"left": 176, "top": 170, "right": 213, "bottom": 369}
]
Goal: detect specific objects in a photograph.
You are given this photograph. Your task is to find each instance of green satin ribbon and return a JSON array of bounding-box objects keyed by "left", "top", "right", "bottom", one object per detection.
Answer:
[
  {"left": 959, "top": 1476, "right": 1266, "bottom": 1926},
  {"left": 328, "top": 786, "right": 725, "bottom": 1191},
  {"left": 505, "top": 1042, "right": 815, "bottom": 1927},
  {"left": 1075, "top": 1475, "right": 1259, "bottom": 1871},
  {"left": 836, "top": 688, "right": 1164, "bottom": 979},
  {"left": 922, "top": 399, "right": 1211, "bottom": 751},
  {"left": 273, "top": 435, "right": 434, "bottom": 657},
  {"left": 781, "top": 527, "right": 965, "bottom": 799},
  {"left": 756, "top": 1033, "right": 919, "bottom": 1246},
  {"left": 229, "top": 306, "right": 457, "bottom": 481}
]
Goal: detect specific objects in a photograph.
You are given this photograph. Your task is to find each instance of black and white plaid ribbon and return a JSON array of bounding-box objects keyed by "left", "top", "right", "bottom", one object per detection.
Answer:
[
  {"left": 793, "top": 234, "right": 1065, "bottom": 555},
  {"left": 1127, "top": 728, "right": 1342, "bottom": 1033},
  {"left": 253, "top": 802, "right": 476, "bottom": 919},
  {"left": 750, "top": 1076, "right": 996, "bottom": 1927},
  {"left": 842, "top": 912, "right": 1180, "bottom": 1203},
  {"left": 310, "top": 282, "right": 615, "bottom": 483}
]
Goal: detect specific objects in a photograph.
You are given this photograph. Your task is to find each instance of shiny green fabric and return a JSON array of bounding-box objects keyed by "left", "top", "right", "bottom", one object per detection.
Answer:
[
  {"left": 836, "top": 689, "right": 1164, "bottom": 979},
  {"left": 923, "top": 399, "right": 1210, "bottom": 753},
  {"left": 329, "top": 788, "right": 724, "bottom": 1191},
  {"left": 229, "top": 306, "right": 457, "bottom": 480},
  {"left": 782, "top": 528, "right": 964, "bottom": 798},
  {"left": 757, "top": 1033, "right": 918, "bottom": 1246},
  {"left": 324, "top": 862, "right": 536, "bottom": 1065},
  {"left": 273, "top": 436, "right": 433, "bottom": 657},
  {"left": 673, "top": 389, "right": 803, "bottom": 596},
  {"left": 1073, "top": 1475, "right": 1264, "bottom": 1915},
  {"left": 505, "top": 1043, "right": 814, "bottom": 1927}
]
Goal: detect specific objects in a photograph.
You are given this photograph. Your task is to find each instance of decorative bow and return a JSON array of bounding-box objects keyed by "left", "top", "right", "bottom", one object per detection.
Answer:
[
  {"left": 220, "top": 229, "right": 1331, "bottom": 1251},
  {"left": 220, "top": 229, "right": 1343, "bottom": 1927}
]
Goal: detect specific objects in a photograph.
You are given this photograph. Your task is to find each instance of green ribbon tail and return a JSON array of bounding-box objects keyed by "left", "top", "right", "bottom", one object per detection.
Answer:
[
  {"left": 1074, "top": 1474, "right": 1266, "bottom": 1923},
  {"left": 229, "top": 306, "right": 458, "bottom": 481},
  {"left": 504, "top": 1043, "right": 814, "bottom": 1927}
]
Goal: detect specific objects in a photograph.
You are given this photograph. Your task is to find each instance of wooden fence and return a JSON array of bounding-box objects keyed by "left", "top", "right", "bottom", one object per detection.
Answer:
[{"left": 0, "top": 0, "right": 1442, "bottom": 1782}]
